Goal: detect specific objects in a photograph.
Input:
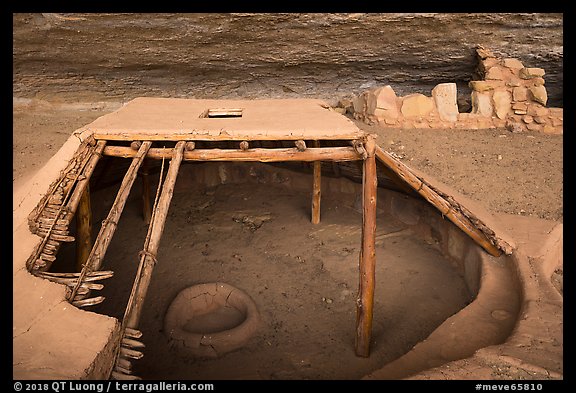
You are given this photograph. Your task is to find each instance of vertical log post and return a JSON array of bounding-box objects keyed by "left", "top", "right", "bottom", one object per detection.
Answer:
[
  {"left": 125, "top": 141, "right": 186, "bottom": 328},
  {"left": 311, "top": 140, "right": 321, "bottom": 224},
  {"left": 68, "top": 141, "right": 152, "bottom": 302},
  {"left": 76, "top": 185, "right": 92, "bottom": 272},
  {"left": 64, "top": 140, "right": 107, "bottom": 219},
  {"left": 141, "top": 159, "right": 152, "bottom": 225},
  {"left": 355, "top": 135, "right": 377, "bottom": 357}
]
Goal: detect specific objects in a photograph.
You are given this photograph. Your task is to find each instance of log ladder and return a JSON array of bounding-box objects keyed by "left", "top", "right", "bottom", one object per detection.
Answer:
[
  {"left": 23, "top": 95, "right": 510, "bottom": 382},
  {"left": 25, "top": 135, "right": 380, "bottom": 379}
]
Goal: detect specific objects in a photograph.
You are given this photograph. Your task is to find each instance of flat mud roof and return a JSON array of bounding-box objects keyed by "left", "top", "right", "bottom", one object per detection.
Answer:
[{"left": 81, "top": 97, "right": 364, "bottom": 141}]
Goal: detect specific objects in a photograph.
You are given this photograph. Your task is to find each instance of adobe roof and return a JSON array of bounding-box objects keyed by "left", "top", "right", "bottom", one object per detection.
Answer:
[{"left": 82, "top": 97, "right": 365, "bottom": 141}]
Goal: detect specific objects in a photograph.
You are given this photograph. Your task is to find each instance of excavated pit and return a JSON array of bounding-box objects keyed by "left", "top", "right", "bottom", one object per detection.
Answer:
[{"left": 48, "top": 158, "right": 521, "bottom": 379}]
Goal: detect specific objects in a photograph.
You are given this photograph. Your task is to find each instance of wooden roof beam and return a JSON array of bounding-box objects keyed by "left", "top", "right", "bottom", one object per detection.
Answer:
[{"left": 102, "top": 145, "right": 362, "bottom": 162}]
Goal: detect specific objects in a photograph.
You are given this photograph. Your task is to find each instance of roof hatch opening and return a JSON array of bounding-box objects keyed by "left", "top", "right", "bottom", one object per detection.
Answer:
[{"left": 203, "top": 108, "right": 244, "bottom": 118}]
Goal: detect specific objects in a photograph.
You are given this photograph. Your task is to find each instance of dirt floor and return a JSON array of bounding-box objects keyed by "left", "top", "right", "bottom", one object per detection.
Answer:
[
  {"left": 12, "top": 102, "right": 563, "bottom": 380},
  {"left": 54, "top": 178, "right": 470, "bottom": 379}
]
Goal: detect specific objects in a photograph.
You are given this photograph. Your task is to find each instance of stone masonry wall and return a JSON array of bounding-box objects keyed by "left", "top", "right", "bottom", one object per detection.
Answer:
[{"left": 344, "top": 46, "right": 562, "bottom": 134}]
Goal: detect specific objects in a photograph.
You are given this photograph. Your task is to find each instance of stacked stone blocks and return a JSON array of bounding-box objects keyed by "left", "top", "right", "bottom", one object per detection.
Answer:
[{"left": 346, "top": 46, "right": 562, "bottom": 134}]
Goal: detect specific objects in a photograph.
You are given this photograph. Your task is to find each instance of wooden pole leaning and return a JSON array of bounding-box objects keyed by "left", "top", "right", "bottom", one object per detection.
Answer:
[
  {"left": 68, "top": 141, "right": 152, "bottom": 303},
  {"left": 373, "top": 146, "right": 502, "bottom": 257},
  {"left": 125, "top": 140, "right": 186, "bottom": 328},
  {"left": 311, "top": 140, "right": 321, "bottom": 224},
  {"left": 355, "top": 135, "right": 378, "bottom": 357},
  {"left": 111, "top": 142, "right": 185, "bottom": 380},
  {"left": 75, "top": 184, "right": 92, "bottom": 272}
]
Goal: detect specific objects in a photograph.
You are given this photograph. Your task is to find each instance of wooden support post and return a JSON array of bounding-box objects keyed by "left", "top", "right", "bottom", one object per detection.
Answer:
[
  {"left": 140, "top": 159, "right": 152, "bottom": 225},
  {"left": 311, "top": 140, "right": 321, "bottom": 225},
  {"left": 355, "top": 135, "right": 377, "bottom": 357},
  {"left": 68, "top": 141, "right": 152, "bottom": 302},
  {"left": 65, "top": 140, "right": 107, "bottom": 218},
  {"left": 76, "top": 184, "right": 92, "bottom": 272},
  {"left": 125, "top": 141, "right": 186, "bottom": 328}
]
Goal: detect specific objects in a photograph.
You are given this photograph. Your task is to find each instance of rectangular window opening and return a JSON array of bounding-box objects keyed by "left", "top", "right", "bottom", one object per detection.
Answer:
[{"left": 202, "top": 108, "right": 244, "bottom": 118}]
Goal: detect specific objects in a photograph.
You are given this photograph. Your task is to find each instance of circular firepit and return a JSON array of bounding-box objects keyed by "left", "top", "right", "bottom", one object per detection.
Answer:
[{"left": 164, "top": 282, "right": 260, "bottom": 358}]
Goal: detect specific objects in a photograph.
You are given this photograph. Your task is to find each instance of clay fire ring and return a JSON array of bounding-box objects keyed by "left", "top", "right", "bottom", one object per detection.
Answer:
[{"left": 164, "top": 282, "right": 260, "bottom": 358}]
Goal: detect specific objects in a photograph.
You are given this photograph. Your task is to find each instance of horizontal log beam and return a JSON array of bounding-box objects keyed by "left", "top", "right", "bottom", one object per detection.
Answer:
[{"left": 103, "top": 146, "right": 361, "bottom": 162}]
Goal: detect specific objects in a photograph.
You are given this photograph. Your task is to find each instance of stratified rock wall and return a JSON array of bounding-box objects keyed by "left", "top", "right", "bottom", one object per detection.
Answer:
[{"left": 13, "top": 13, "right": 563, "bottom": 106}]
